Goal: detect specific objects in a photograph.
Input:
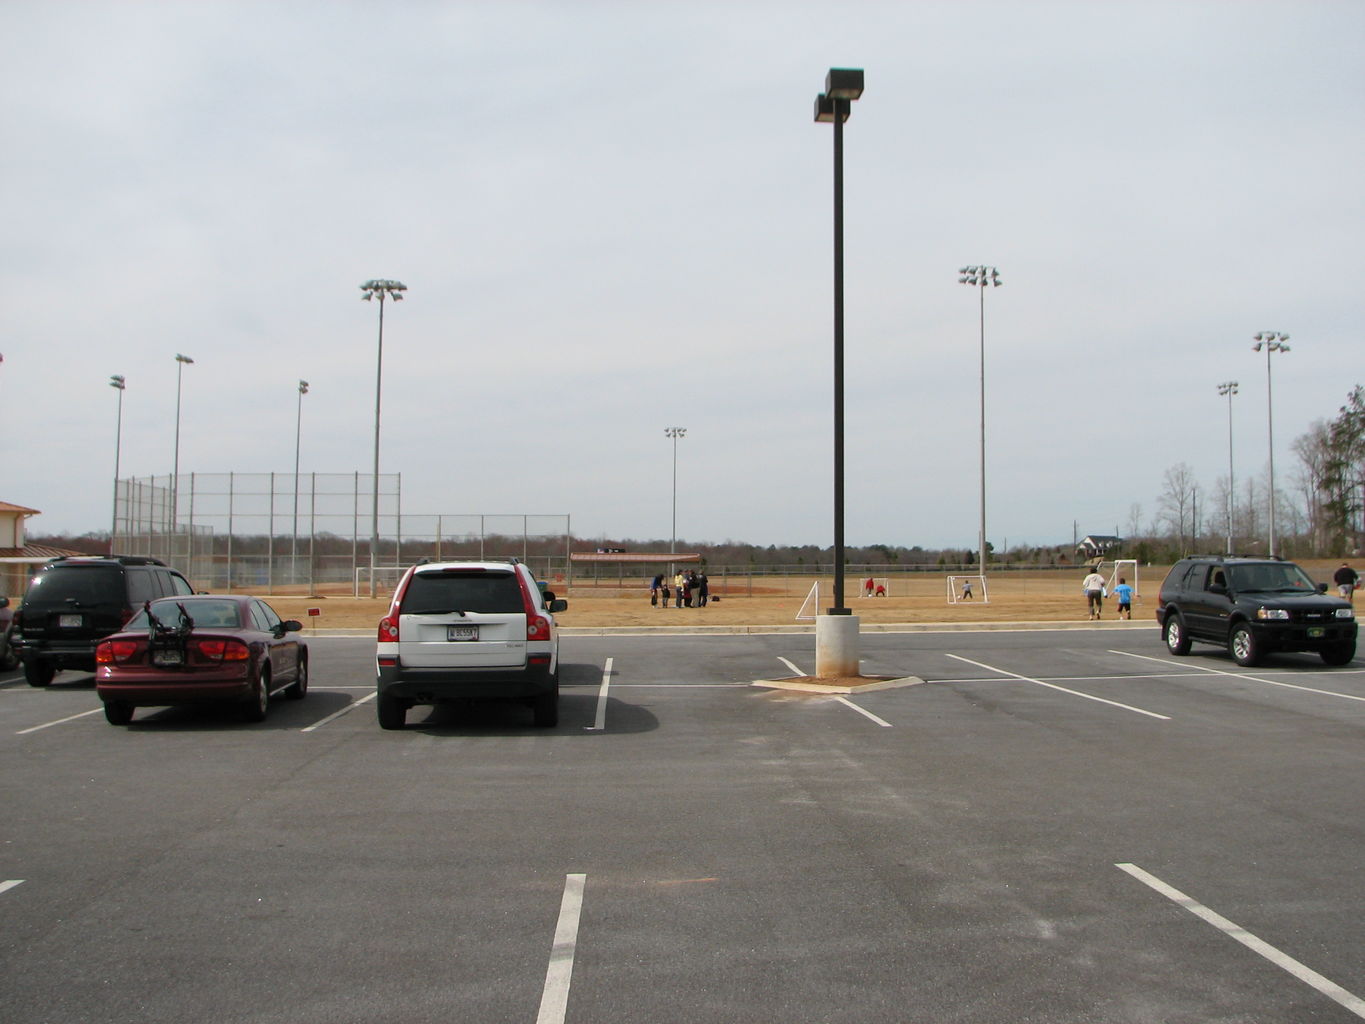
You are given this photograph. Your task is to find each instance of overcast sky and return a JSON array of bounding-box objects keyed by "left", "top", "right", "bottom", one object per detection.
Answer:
[{"left": 2, "top": 0, "right": 1361, "bottom": 551}]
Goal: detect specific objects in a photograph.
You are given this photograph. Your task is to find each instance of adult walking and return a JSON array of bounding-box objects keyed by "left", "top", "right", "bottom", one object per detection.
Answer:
[
  {"left": 1333, "top": 562, "right": 1359, "bottom": 604},
  {"left": 1082, "top": 567, "right": 1107, "bottom": 620}
]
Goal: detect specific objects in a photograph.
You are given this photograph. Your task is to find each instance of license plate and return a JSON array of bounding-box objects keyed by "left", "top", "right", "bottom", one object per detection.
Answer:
[
  {"left": 447, "top": 625, "right": 479, "bottom": 642},
  {"left": 59, "top": 614, "right": 83, "bottom": 629},
  {"left": 152, "top": 650, "right": 183, "bottom": 666},
  {"left": 1308, "top": 627, "right": 1325, "bottom": 638}
]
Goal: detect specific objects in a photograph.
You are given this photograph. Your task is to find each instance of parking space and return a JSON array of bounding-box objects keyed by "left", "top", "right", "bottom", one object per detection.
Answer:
[{"left": 1, "top": 630, "right": 1361, "bottom": 1022}]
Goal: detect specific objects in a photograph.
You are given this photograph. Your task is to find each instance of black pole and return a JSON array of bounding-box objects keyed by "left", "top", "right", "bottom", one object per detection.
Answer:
[{"left": 830, "top": 98, "right": 848, "bottom": 614}]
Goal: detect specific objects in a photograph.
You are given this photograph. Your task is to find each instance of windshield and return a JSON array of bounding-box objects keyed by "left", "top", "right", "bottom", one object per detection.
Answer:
[
  {"left": 1226, "top": 563, "right": 1318, "bottom": 593},
  {"left": 125, "top": 599, "right": 242, "bottom": 630}
]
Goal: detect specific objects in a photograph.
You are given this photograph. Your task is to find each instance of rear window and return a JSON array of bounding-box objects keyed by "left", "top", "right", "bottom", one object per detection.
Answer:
[
  {"left": 127, "top": 599, "right": 242, "bottom": 631},
  {"left": 401, "top": 570, "right": 524, "bottom": 615},
  {"left": 23, "top": 566, "right": 124, "bottom": 611}
]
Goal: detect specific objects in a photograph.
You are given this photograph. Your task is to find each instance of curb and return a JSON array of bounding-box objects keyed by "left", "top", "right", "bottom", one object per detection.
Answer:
[{"left": 304, "top": 621, "right": 1159, "bottom": 639}]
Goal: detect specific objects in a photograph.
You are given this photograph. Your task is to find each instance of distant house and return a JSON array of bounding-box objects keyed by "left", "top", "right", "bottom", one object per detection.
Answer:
[
  {"left": 1076, "top": 535, "right": 1123, "bottom": 561},
  {"left": 0, "top": 501, "right": 90, "bottom": 597}
]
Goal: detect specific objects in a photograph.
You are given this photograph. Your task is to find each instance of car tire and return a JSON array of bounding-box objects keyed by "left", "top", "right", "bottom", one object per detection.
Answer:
[
  {"left": 1228, "top": 624, "right": 1260, "bottom": 667},
  {"left": 242, "top": 667, "right": 270, "bottom": 722},
  {"left": 284, "top": 655, "right": 308, "bottom": 700},
  {"left": 0, "top": 632, "right": 17, "bottom": 671},
  {"left": 103, "top": 701, "right": 134, "bottom": 725},
  {"left": 24, "top": 658, "right": 56, "bottom": 687},
  {"left": 1320, "top": 641, "right": 1356, "bottom": 666},
  {"left": 532, "top": 686, "right": 559, "bottom": 729},
  {"left": 1164, "top": 615, "right": 1191, "bottom": 656},
  {"left": 377, "top": 692, "right": 406, "bottom": 730}
]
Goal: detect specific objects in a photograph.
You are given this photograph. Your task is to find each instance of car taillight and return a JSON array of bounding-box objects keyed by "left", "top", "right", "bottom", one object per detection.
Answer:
[
  {"left": 527, "top": 614, "right": 551, "bottom": 641},
  {"left": 378, "top": 615, "right": 400, "bottom": 642},
  {"left": 195, "top": 639, "right": 250, "bottom": 660},
  {"left": 96, "top": 639, "right": 140, "bottom": 664}
]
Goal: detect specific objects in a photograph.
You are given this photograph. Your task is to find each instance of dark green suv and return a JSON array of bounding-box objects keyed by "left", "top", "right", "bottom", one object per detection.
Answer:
[
  {"left": 12, "top": 556, "right": 194, "bottom": 686},
  {"left": 1156, "top": 556, "right": 1356, "bottom": 667}
]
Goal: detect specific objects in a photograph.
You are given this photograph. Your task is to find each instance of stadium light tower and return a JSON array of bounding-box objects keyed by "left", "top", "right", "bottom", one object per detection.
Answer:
[
  {"left": 292, "top": 379, "right": 310, "bottom": 580},
  {"left": 361, "top": 279, "right": 406, "bottom": 596},
  {"left": 813, "top": 66, "right": 864, "bottom": 677},
  {"left": 665, "top": 427, "right": 686, "bottom": 556},
  {"left": 958, "top": 265, "right": 1001, "bottom": 577},
  {"left": 1217, "top": 381, "right": 1238, "bottom": 555},
  {"left": 1251, "top": 332, "right": 1289, "bottom": 557},
  {"left": 172, "top": 354, "right": 194, "bottom": 545},
  {"left": 109, "top": 375, "right": 126, "bottom": 551}
]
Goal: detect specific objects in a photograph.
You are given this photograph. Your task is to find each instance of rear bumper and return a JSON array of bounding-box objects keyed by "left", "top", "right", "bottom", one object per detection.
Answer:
[
  {"left": 97, "top": 667, "right": 254, "bottom": 706},
  {"left": 376, "top": 661, "right": 554, "bottom": 703},
  {"left": 15, "top": 640, "right": 97, "bottom": 672}
]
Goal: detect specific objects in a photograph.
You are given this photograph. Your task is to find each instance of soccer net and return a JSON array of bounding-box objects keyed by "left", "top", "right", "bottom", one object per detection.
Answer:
[
  {"left": 858, "top": 577, "right": 890, "bottom": 597},
  {"left": 796, "top": 581, "right": 820, "bottom": 621},
  {"left": 1102, "top": 559, "right": 1140, "bottom": 598},
  {"left": 354, "top": 565, "right": 410, "bottom": 597},
  {"left": 946, "top": 574, "right": 989, "bottom": 604}
]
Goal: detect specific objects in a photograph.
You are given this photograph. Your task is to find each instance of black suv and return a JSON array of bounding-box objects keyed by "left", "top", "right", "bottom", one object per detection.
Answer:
[
  {"left": 1157, "top": 556, "right": 1356, "bottom": 667},
  {"left": 12, "top": 556, "right": 194, "bottom": 686}
]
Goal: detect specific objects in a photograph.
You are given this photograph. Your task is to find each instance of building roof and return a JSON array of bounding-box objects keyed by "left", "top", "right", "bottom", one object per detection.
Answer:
[
  {"left": 0, "top": 543, "right": 94, "bottom": 563},
  {"left": 0, "top": 502, "right": 41, "bottom": 515}
]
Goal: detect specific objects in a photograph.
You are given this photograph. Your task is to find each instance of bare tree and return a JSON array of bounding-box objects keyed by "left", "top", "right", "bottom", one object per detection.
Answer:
[{"left": 1159, "top": 463, "right": 1197, "bottom": 554}]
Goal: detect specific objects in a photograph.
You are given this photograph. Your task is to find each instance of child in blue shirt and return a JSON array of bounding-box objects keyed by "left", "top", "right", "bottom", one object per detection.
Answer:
[{"left": 1113, "top": 578, "right": 1134, "bottom": 620}]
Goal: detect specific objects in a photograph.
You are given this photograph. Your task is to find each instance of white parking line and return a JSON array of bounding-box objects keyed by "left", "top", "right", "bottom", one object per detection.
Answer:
[
  {"left": 778, "top": 657, "right": 806, "bottom": 677},
  {"left": 1112, "top": 650, "right": 1365, "bottom": 703},
  {"left": 1117, "top": 862, "right": 1365, "bottom": 1019},
  {"left": 946, "top": 654, "right": 1171, "bottom": 720},
  {"left": 300, "top": 692, "right": 376, "bottom": 732},
  {"left": 15, "top": 708, "right": 103, "bottom": 734},
  {"left": 0, "top": 879, "right": 25, "bottom": 896},
  {"left": 536, "top": 872, "right": 586, "bottom": 1024},
  {"left": 586, "top": 659, "right": 612, "bottom": 732},
  {"left": 834, "top": 696, "right": 892, "bottom": 728}
]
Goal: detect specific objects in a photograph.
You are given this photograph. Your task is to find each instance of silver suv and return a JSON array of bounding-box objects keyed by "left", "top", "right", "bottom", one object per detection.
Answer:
[{"left": 375, "top": 560, "right": 567, "bottom": 729}]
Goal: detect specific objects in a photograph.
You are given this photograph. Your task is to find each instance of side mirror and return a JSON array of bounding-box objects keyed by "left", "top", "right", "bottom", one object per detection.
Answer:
[
  {"left": 548, "top": 599, "right": 568, "bottom": 613},
  {"left": 280, "top": 619, "right": 304, "bottom": 633},
  {"left": 1317, "top": 582, "right": 1329, "bottom": 594},
  {"left": 0, "top": 596, "right": 9, "bottom": 609}
]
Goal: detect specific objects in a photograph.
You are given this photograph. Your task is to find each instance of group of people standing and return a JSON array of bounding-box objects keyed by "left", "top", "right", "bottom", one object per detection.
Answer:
[{"left": 650, "top": 570, "right": 710, "bottom": 608}]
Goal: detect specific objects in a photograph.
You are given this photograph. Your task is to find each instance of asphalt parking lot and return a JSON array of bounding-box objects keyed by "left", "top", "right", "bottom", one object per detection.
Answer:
[{"left": 2, "top": 627, "right": 1362, "bottom": 1024}]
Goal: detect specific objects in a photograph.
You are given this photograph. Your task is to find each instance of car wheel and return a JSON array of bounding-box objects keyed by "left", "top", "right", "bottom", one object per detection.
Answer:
[
  {"left": 242, "top": 666, "right": 270, "bottom": 722},
  {"left": 1228, "top": 624, "right": 1260, "bottom": 667},
  {"left": 1163, "top": 615, "right": 1191, "bottom": 656},
  {"left": 285, "top": 655, "right": 308, "bottom": 700},
  {"left": 377, "top": 692, "right": 406, "bottom": 730},
  {"left": 532, "top": 686, "right": 559, "bottom": 729},
  {"left": 1320, "top": 641, "right": 1356, "bottom": 666},
  {"left": 24, "top": 658, "right": 56, "bottom": 687},
  {"left": 103, "top": 701, "right": 134, "bottom": 726},
  {"left": 0, "top": 632, "right": 17, "bottom": 671}
]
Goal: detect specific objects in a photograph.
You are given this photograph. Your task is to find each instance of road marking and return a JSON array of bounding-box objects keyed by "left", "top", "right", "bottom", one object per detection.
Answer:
[
  {"left": 16, "top": 708, "right": 103, "bottom": 734},
  {"left": 536, "top": 872, "right": 586, "bottom": 1024},
  {"left": 300, "top": 692, "right": 376, "bottom": 732},
  {"left": 778, "top": 657, "right": 806, "bottom": 677},
  {"left": 586, "top": 658, "right": 612, "bottom": 731},
  {"left": 1117, "top": 862, "right": 1365, "bottom": 1019},
  {"left": 0, "top": 880, "right": 24, "bottom": 896},
  {"left": 1112, "top": 650, "right": 1365, "bottom": 703},
  {"left": 946, "top": 654, "right": 1171, "bottom": 720},
  {"left": 834, "top": 696, "right": 892, "bottom": 727}
]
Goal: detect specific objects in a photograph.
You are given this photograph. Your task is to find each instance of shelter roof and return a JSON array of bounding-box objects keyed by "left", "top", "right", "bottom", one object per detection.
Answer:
[{"left": 569, "top": 551, "right": 701, "bottom": 564}]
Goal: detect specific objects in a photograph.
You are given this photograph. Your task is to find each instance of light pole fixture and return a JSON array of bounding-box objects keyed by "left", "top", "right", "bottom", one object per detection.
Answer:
[
  {"left": 292, "top": 379, "right": 310, "bottom": 581},
  {"left": 958, "top": 265, "right": 1001, "bottom": 577},
  {"left": 172, "top": 354, "right": 194, "bottom": 543},
  {"left": 1251, "top": 332, "right": 1290, "bottom": 557},
  {"left": 664, "top": 427, "right": 686, "bottom": 557},
  {"left": 109, "top": 375, "right": 126, "bottom": 552},
  {"left": 361, "top": 279, "right": 406, "bottom": 596},
  {"left": 813, "top": 67, "right": 864, "bottom": 618},
  {"left": 1217, "top": 380, "right": 1239, "bottom": 554}
]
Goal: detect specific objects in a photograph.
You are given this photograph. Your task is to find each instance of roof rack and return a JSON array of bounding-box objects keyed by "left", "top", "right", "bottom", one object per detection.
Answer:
[{"left": 45, "top": 555, "right": 169, "bottom": 567}]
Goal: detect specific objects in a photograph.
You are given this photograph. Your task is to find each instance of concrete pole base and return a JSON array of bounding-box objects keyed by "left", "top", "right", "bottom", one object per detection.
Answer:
[{"left": 815, "top": 614, "right": 861, "bottom": 678}]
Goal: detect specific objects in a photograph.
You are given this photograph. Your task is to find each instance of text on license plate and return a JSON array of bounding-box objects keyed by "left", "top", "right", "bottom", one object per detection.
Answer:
[
  {"left": 1308, "top": 627, "right": 1325, "bottom": 638},
  {"left": 59, "top": 614, "right": 83, "bottom": 628},
  {"left": 152, "top": 650, "right": 184, "bottom": 666},
  {"left": 447, "top": 625, "right": 479, "bottom": 642}
]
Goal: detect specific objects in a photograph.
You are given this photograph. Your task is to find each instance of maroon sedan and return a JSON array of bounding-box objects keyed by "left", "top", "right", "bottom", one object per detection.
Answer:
[{"left": 95, "top": 594, "right": 308, "bottom": 725}]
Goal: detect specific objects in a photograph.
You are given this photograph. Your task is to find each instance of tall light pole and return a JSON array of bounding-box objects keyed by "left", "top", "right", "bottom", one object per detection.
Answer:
[
  {"left": 958, "top": 265, "right": 1001, "bottom": 576},
  {"left": 361, "top": 279, "right": 406, "bottom": 596},
  {"left": 292, "top": 379, "right": 310, "bottom": 582},
  {"left": 109, "top": 375, "right": 126, "bottom": 552},
  {"left": 1252, "top": 332, "right": 1290, "bottom": 557},
  {"left": 1217, "top": 380, "right": 1238, "bottom": 554},
  {"left": 664, "top": 427, "right": 686, "bottom": 557},
  {"left": 172, "top": 354, "right": 194, "bottom": 548}
]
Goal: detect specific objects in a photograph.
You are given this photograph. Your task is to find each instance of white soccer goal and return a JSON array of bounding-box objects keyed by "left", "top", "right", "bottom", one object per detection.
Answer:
[
  {"left": 354, "top": 565, "right": 410, "bottom": 597},
  {"left": 796, "top": 581, "right": 821, "bottom": 621},
  {"left": 858, "top": 577, "right": 890, "bottom": 597},
  {"left": 1102, "top": 559, "right": 1140, "bottom": 597},
  {"left": 946, "top": 574, "right": 989, "bottom": 604}
]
